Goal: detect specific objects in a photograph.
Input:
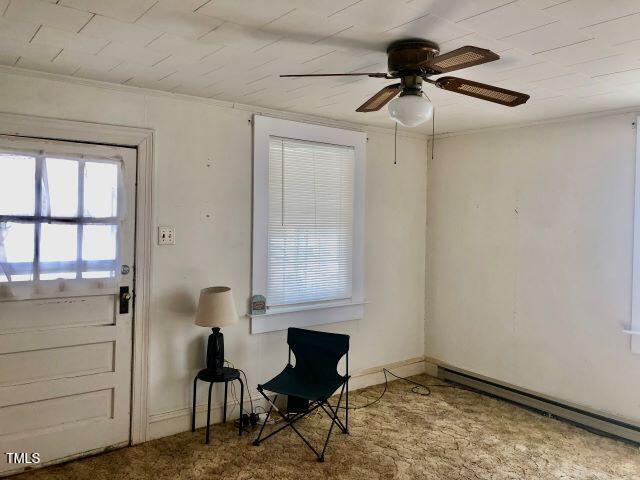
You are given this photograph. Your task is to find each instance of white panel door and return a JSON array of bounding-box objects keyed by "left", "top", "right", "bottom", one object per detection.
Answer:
[{"left": 0, "top": 135, "right": 136, "bottom": 476}]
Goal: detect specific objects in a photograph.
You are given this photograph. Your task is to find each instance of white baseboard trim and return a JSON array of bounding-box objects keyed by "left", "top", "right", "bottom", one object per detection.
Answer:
[
  {"left": 147, "top": 393, "right": 271, "bottom": 441},
  {"left": 423, "top": 360, "right": 439, "bottom": 377},
  {"left": 147, "top": 356, "right": 426, "bottom": 441},
  {"left": 347, "top": 356, "right": 426, "bottom": 390}
]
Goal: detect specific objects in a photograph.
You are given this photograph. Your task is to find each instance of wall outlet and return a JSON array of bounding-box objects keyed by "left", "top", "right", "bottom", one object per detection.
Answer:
[{"left": 158, "top": 226, "right": 175, "bottom": 245}]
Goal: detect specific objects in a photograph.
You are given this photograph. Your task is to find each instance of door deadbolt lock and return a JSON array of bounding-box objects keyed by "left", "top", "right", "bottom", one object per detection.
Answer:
[
  {"left": 121, "top": 265, "right": 130, "bottom": 275},
  {"left": 119, "top": 286, "right": 131, "bottom": 314}
]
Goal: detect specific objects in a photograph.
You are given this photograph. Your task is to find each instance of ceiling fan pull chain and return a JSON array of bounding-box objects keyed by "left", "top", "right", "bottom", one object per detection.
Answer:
[
  {"left": 432, "top": 107, "right": 435, "bottom": 161},
  {"left": 394, "top": 122, "right": 398, "bottom": 165}
]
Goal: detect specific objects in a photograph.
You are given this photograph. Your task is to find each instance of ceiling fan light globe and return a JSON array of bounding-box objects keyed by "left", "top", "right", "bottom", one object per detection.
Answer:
[{"left": 387, "top": 95, "right": 433, "bottom": 127}]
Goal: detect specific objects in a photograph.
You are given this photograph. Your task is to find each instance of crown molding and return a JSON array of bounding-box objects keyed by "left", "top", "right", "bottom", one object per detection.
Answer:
[
  {"left": 3, "top": 65, "right": 637, "bottom": 146},
  {"left": 432, "top": 105, "right": 640, "bottom": 140},
  {"left": 0, "top": 65, "right": 428, "bottom": 141}
]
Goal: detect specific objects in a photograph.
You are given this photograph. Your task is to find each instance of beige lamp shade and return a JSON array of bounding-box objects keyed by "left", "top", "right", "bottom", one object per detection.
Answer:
[{"left": 195, "top": 286, "right": 239, "bottom": 328}]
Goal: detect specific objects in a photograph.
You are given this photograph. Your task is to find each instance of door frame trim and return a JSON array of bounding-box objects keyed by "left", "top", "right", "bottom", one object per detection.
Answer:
[{"left": 0, "top": 111, "right": 154, "bottom": 444}]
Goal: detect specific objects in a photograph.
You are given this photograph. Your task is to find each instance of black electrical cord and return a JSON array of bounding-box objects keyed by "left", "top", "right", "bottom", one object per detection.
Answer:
[
  {"left": 223, "top": 360, "right": 260, "bottom": 429},
  {"left": 337, "top": 368, "right": 460, "bottom": 410},
  {"left": 223, "top": 360, "right": 254, "bottom": 415},
  {"left": 237, "top": 368, "right": 254, "bottom": 414}
]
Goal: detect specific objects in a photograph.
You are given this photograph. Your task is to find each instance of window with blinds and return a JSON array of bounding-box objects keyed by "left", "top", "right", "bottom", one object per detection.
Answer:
[{"left": 267, "top": 137, "right": 355, "bottom": 307}]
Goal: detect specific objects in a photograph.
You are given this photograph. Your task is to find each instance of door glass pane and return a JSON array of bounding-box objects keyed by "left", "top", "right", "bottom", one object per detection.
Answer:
[
  {"left": 84, "top": 162, "right": 118, "bottom": 218},
  {"left": 82, "top": 270, "right": 113, "bottom": 279},
  {"left": 44, "top": 158, "right": 78, "bottom": 217},
  {"left": 40, "top": 272, "right": 77, "bottom": 280},
  {"left": 0, "top": 222, "right": 35, "bottom": 282},
  {"left": 3, "top": 274, "right": 33, "bottom": 282},
  {"left": 40, "top": 224, "right": 77, "bottom": 262},
  {"left": 0, "top": 154, "right": 35, "bottom": 215},
  {"left": 82, "top": 224, "right": 117, "bottom": 260}
]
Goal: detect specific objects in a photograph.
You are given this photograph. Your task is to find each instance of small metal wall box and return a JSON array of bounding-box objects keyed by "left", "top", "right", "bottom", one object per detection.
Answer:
[{"left": 251, "top": 295, "right": 266, "bottom": 315}]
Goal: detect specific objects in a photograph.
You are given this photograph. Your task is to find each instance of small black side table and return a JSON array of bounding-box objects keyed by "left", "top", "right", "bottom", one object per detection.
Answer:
[{"left": 192, "top": 366, "right": 244, "bottom": 443}]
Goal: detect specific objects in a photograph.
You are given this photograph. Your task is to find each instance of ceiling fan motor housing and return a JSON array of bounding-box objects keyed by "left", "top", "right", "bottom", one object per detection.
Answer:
[
  {"left": 386, "top": 39, "right": 440, "bottom": 76},
  {"left": 399, "top": 75, "right": 423, "bottom": 97}
]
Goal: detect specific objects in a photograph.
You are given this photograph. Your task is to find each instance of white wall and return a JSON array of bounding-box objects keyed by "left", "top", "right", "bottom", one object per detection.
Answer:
[
  {"left": 426, "top": 112, "right": 640, "bottom": 423},
  {"left": 0, "top": 69, "right": 427, "bottom": 438}
]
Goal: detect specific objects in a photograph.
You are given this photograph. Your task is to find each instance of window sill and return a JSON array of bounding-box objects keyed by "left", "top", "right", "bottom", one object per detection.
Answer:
[
  {"left": 249, "top": 300, "right": 367, "bottom": 334},
  {"left": 623, "top": 330, "right": 640, "bottom": 335},
  {"left": 623, "top": 330, "right": 640, "bottom": 355}
]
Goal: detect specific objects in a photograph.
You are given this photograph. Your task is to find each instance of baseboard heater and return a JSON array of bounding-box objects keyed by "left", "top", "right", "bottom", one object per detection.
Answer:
[{"left": 439, "top": 366, "right": 640, "bottom": 444}]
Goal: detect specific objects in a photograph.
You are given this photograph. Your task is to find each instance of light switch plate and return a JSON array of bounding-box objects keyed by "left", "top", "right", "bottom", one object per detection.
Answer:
[{"left": 158, "top": 226, "right": 175, "bottom": 245}]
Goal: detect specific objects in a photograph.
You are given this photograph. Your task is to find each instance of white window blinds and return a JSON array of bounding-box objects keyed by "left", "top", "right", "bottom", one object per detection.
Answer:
[{"left": 267, "top": 137, "right": 355, "bottom": 307}]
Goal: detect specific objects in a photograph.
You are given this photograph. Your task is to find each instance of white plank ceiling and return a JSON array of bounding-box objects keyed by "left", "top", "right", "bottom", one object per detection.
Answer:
[{"left": 1, "top": 0, "right": 640, "bottom": 133}]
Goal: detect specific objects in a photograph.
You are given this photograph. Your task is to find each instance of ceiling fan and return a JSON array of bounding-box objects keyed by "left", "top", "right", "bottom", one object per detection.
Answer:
[{"left": 281, "top": 39, "right": 530, "bottom": 127}]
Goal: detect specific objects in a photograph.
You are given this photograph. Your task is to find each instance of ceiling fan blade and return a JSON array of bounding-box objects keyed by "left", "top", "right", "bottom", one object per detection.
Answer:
[
  {"left": 422, "top": 46, "right": 499, "bottom": 73},
  {"left": 280, "top": 72, "right": 390, "bottom": 78},
  {"left": 356, "top": 84, "right": 401, "bottom": 112},
  {"left": 435, "top": 76, "right": 529, "bottom": 107}
]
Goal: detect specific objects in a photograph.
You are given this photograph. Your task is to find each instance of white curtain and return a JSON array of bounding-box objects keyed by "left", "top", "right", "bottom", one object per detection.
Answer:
[{"left": 0, "top": 152, "right": 125, "bottom": 301}]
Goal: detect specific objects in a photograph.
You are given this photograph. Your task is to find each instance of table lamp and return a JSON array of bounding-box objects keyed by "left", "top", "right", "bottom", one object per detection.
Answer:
[{"left": 195, "top": 286, "right": 238, "bottom": 374}]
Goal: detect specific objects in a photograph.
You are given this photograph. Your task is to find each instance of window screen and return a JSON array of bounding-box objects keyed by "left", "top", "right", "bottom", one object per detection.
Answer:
[
  {"left": 267, "top": 137, "right": 355, "bottom": 307},
  {"left": 0, "top": 151, "right": 122, "bottom": 299}
]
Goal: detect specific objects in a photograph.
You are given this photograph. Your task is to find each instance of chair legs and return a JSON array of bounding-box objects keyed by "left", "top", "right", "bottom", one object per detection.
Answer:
[
  {"left": 253, "top": 395, "right": 275, "bottom": 446},
  {"left": 319, "top": 388, "right": 346, "bottom": 461},
  {"left": 345, "top": 378, "right": 349, "bottom": 434},
  {"left": 253, "top": 382, "right": 348, "bottom": 462},
  {"left": 319, "top": 403, "right": 347, "bottom": 433}
]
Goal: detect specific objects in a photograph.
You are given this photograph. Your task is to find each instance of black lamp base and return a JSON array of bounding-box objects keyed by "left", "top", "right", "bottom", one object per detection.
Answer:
[{"left": 206, "top": 327, "right": 225, "bottom": 373}]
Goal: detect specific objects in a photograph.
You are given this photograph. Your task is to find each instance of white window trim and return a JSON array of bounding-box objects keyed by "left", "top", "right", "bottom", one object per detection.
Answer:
[
  {"left": 251, "top": 115, "right": 366, "bottom": 334},
  {"left": 630, "top": 115, "right": 640, "bottom": 353}
]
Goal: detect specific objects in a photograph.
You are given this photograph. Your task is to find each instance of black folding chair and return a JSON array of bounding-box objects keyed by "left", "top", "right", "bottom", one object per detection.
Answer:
[{"left": 253, "top": 327, "right": 350, "bottom": 462}]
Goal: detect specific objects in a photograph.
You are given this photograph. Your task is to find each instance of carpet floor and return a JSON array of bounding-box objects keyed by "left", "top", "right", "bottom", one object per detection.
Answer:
[{"left": 13, "top": 374, "right": 640, "bottom": 480}]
